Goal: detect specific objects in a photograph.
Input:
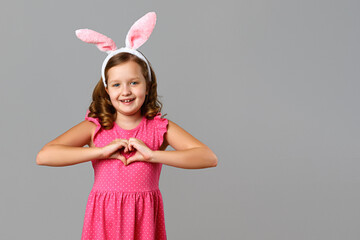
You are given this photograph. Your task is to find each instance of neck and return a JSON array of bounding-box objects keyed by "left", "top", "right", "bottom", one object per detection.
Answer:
[{"left": 115, "top": 111, "right": 143, "bottom": 129}]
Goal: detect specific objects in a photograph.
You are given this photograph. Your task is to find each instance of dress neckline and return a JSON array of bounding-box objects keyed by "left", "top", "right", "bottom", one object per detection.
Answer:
[{"left": 114, "top": 115, "right": 146, "bottom": 131}]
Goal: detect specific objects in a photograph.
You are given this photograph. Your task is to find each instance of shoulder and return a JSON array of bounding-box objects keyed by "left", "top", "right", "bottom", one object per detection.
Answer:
[
  {"left": 84, "top": 112, "right": 103, "bottom": 146},
  {"left": 83, "top": 119, "right": 98, "bottom": 134},
  {"left": 79, "top": 120, "right": 98, "bottom": 136},
  {"left": 151, "top": 112, "right": 169, "bottom": 127}
]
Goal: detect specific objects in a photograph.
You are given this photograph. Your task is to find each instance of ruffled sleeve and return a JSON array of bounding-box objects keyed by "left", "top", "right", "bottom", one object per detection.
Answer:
[
  {"left": 154, "top": 112, "right": 169, "bottom": 148},
  {"left": 85, "top": 109, "right": 102, "bottom": 143}
]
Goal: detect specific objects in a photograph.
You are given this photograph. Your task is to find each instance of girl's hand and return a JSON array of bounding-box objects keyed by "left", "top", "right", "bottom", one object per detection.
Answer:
[
  {"left": 126, "top": 138, "right": 154, "bottom": 165},
  {"left": 101, "top": 139, "right": 129, "bottom": 166}
]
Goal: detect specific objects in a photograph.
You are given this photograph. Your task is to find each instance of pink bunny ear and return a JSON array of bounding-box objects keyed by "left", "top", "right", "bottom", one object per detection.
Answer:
[
  {"left": 75, "top": 29, "right": 117, "bottom": 52},
  {"left": 125, "top": 12, "right": 157, "bottom": 49}
]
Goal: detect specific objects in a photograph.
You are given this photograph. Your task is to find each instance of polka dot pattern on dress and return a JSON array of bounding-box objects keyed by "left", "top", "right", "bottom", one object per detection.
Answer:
[{"left": 81, "top": 109, "right": 168, "bottom": 240}]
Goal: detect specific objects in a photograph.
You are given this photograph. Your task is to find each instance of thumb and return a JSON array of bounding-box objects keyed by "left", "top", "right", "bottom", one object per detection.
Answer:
[
  {"left": 118, "top": 154, "right": 127, "bottom": 166},
  {"left": 126, "top": 157, "right": 132, "bottom": 165},
  {"left": 126, "top": 155, "right": 136, "bottom": 165}
]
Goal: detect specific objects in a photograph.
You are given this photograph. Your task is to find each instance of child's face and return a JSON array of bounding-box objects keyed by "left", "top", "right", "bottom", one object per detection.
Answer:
[{"left": 105, "top": 61, "right": 148, "bottom": 117}]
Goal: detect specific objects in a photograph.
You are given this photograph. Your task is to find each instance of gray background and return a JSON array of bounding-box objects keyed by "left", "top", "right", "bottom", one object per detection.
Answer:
[{"left": 0, "top": 0, "right": 359, "bottom": 239}]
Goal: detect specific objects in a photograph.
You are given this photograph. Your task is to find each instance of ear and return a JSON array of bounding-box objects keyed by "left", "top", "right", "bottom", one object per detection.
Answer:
[
  {"left": 75, "top": 29, "right": 117, "bottom": 52},
  {"left": 125, "top": 12, "right": 156, "bottom": 49}
]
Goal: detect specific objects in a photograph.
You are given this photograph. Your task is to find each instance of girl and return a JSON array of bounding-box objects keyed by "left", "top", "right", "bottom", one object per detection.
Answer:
[{"left": 36, "top": 12, "right": 218, "bottom": 240}]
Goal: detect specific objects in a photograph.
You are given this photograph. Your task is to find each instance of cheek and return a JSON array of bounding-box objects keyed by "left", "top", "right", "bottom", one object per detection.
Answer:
[
  {"left": 135, "top": 88, "right": 147, "bottom": 97},
  {"left": 109, "top": 93, "right": 118, "bottom": 103}
]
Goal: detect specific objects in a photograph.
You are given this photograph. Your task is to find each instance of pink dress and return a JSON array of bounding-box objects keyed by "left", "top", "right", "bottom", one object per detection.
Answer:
[{"left": 81, "top": 109, "right": 168, "bottom": 240}]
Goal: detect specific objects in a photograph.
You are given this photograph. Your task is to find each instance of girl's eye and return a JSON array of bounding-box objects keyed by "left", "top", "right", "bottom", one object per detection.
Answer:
[{"left": 112, "top": 82, "right": 137, "bottom": 87}]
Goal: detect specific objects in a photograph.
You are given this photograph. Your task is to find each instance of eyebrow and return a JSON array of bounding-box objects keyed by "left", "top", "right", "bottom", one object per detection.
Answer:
[{"left": 109, "top": 77, "right": 140, "bottom": 84}]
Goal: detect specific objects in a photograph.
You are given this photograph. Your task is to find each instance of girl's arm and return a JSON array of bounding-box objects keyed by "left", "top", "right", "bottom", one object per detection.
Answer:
[
  {"left": 36, "top": 121, "right": 103, "bottom": 167},
  {"left": 150, "top": 120, "right": 218, "bottom": 169}
]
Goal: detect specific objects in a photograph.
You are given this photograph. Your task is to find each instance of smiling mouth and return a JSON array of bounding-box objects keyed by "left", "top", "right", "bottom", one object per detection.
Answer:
[{"left": 120, "top": 98, "right": 135, "bottom": 103}]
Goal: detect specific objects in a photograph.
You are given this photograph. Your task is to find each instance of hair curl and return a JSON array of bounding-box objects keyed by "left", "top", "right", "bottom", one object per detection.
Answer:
[{"left": 86, "top": 52, "right": 166, "bottom": 130}]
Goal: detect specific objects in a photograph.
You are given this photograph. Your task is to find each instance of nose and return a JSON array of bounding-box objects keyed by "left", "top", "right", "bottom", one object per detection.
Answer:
[{"left": 121, "top": 84, "right": 132, "bottom": 96}]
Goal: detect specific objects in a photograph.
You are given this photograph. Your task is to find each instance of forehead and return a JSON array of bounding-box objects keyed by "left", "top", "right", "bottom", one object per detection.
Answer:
[{"left": 107, "top": 61, "right": 145, "bottom": 83}]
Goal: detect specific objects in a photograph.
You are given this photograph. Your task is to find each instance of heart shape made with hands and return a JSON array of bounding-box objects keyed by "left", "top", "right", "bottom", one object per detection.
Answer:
[
  {"left": 115, "top": 138, "right": 150, "bottom": 164},
  {"left": 119, "top": 147, "right": 137, "bottom": 160}
]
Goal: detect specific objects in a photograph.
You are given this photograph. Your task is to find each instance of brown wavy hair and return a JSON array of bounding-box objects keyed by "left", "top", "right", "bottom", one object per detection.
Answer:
[{"left": 86, "top": 52, "right": 166, "bottom": 130}]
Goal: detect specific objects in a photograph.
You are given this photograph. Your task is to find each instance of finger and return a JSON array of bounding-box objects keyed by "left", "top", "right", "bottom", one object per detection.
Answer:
[
  {"left": 129, "top": 140, "right": 138, "bottom": 151},
  {"left": 126, "top": 159, "right": 131, "bottom": 165},
  {"left": 126, "top": 154, "right": 134, "bottom": 165},
  {"left": 127, "top": 152, "right": 142, "bottom": 164},
  {"left": 129, "top": 139, "right": 135, "bottom": 150},
  {"left": 123, "top": 140, "right": 130, "bottom": 152},
  {"left": 118, "top": 141, "right": 128, "bottom": 150},
  {"left": 119, "top": 155, "right": 127, "bottom": 165},
  {"left": 127, "top": 156, "right": 137, "bottom": 165}
]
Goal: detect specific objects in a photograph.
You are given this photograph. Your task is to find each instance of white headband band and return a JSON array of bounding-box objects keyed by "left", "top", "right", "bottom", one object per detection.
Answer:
[
  {"left": 75, "top": 12, "right": 157, "bottom": 88},
  {"left": 101, "top": 47, "right": 152, "bottom": 88}
]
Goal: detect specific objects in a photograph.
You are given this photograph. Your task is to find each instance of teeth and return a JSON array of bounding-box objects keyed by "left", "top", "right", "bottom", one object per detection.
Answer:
[{"left": 122, "top": 99, "right": 133, "bottom": 102}]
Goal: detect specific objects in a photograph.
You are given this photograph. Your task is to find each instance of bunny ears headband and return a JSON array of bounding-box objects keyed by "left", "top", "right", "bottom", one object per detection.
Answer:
[{"left": 75, "top": 12, "right": 157, "bottom": 88}]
